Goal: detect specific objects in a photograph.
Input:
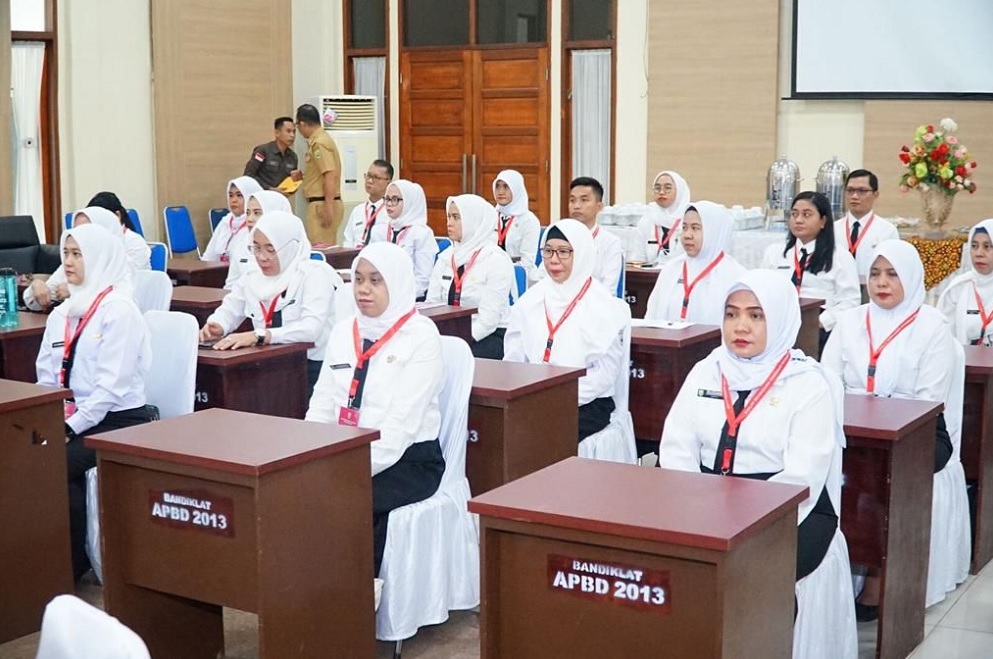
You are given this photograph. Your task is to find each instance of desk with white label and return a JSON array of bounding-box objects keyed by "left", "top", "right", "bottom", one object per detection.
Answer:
[
  {"left": 469, "top": 458, "right": 806, "bottom": 658},
  {"left": 87, "top": 408, "right": 378, "bottom": 658},
  {"left": 195, "top": 343, "right": 312, "bottom": 419}
]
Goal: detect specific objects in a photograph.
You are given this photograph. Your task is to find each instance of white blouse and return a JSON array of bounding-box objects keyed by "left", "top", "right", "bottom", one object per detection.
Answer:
[
  {"left": 593, "top": 227, "right": 625, "bottom": 295},
  {"left": 634, "top": 214, "right": 685, "bottom": 266},
  {"left": 305, "top": 315, "right": 443, "bottom": 475},
  {"left": 644, "top": 254, "right": 747, "bottom": 325},
  {"left": 937, "top": 273, "right": 993, "bottom": 346},
  {"left": 494, "top": 211, "right": 541, "bottom": 282},
  {"left": 202, "top": 214, "right": 249, "bottom": 263},
  {"left": 427, "top": 245, "right": 514, "bottom": 342},
  {"left": 122, "top": 229, "right": 152, "bottom": 271},
  {"left": 370, "top": 224, "right": 439, "bottom": 299}
]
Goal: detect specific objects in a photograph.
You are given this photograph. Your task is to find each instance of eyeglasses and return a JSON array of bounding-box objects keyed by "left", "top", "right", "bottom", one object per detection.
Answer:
[
  {"left": 541, "top": 247, "right": 574, "bottom": 260},
  {"left": 364, "top": 173, "right": 389, "bottom": 181},
  {"left": 249, "top": 244, "right": 278, "bottom": 257},
  {"left": 383, "top": 196, "right": 403, "bottom": 206},
  {"left": 652, "top": 184, "right": 676, "bottom": 194},
  {"left": 845, "top": 187, "right": 875, "bottom": 197}
]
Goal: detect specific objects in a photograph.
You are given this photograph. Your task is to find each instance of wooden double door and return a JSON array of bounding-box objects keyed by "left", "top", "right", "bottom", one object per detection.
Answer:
[{"left": 400, "top": 48, "right": 550, "bottom": 235}]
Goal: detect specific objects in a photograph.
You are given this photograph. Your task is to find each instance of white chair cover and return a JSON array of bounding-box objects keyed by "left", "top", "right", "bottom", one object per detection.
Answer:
[
  {"left": 578, "top": 323, "right": 637, "bottom": 463},
  {"left": 132, "top": 270, "right": 172, "bottom": 313},
  {"left": 334, "top": 282, "right": 357, "bottom": 322},
  {"left": 36, "top": 595, "right": 150, "bottom": 659},
  {"left": 376, "top": 336, "right": 480, "bottom": 641},
  {"left": 926, "top": 338, "right": 971, "bottom": 607}
]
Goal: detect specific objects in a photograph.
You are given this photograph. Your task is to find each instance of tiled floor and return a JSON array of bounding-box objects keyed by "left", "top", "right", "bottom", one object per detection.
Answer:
[{"left": 5, "top": 563, "right": 993, "bottom": 658}]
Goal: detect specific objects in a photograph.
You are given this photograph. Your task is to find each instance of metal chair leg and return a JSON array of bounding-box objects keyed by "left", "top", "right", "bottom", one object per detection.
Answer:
[{"left": 392, "top": 639, "right": 403, "bottom": 659}]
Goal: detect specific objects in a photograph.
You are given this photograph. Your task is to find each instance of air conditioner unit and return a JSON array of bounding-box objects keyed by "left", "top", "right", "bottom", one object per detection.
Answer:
[{"left": 308, "top": 95, "right": 380, "bottom": 205}]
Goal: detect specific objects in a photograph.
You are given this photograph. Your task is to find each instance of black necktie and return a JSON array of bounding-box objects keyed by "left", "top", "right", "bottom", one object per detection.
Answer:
[
  {"left": 849, "top": 221, "right": 860, "bottom": 254},
  {"left": 792, "top": 248, "right": 808, "bottom": 289},
  {"left": 349, "top": 339, "right": 375, "bottom": 409},
  {"left": 712, "top": 389, "right": 751, "bottom": 475},
  {"left": 362, "top": 204, "right": 377, "bottom": 246}
]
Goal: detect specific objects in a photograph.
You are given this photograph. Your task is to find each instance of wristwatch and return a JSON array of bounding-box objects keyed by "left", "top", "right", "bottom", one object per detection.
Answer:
[{"left": 255, "top": 331, "right": 267, "bottom": 346}]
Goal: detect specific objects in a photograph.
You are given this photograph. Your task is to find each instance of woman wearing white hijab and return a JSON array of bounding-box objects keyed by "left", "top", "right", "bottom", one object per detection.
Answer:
[
  {"left": 504, "top": 219, "right": 631, "bottom": 442},
  {"left": 634, "top": 170, "right": 690, "bottom": 265},
  {"left": 24, "top": 207, "right": 139, "bottom": 311},
  {"left": 492, "top": 169, "right": 541, "bottom": 281},
  {"left": 36, "top": 223, "right": 155, "bottom": 581},
  {"left": 200, "top": 210, "right": 343, "bottom": 394},
  {"left": 938, "top": 218, "right": 993, "bottom": 345},
  {"left": 225, "top": 191, "right": 295, "bottom": 285},
  {"left": 660, "top": 270, "right": 856, "bottom": 659},
  {"left": 428, "top": 194, "right": 515, "bottom": 359},
  {"left": 822, "top": 239, "right": 969, "bottom": 612},
  {"left": 644, "top": 201, "right": 747, "bottom": 325},
  {"left": 202, "top": 176, "right": 264, "bottom": 265},
  {"left": 306, "top": 242, "right": 445, "bottom": 578},
  {"left": 370, "top": 179, "right": 438, "bottom": 300}
]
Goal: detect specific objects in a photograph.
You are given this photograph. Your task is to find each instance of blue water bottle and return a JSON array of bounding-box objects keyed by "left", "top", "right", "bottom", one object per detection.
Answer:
[{"left": 0, "top": 268, "right": 20, "bottom": 328}]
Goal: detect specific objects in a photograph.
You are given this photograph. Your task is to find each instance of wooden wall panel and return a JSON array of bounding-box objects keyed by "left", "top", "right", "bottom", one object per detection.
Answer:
[
  {"left": 864, "top": 101, "right": 993, "bottom": 229},
  {"left": 646, "top": 0, "right": 780, "bottom": 207},
  {"left": 0, "top": 0, "right": 12, "bottom": 215},
  {"left": 152, "top": 0, "right": 292, "bottom": 247}
]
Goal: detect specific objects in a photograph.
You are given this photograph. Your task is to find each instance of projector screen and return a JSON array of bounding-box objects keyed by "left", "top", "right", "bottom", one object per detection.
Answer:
[{"left": 792, "top": 0, "right": 993, "bottom": 98}]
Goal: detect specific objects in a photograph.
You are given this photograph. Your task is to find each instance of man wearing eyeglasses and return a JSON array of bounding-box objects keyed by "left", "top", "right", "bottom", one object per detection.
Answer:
[
  {"left": 833, "top": 169, "right": 898, "bottom": 278},
  {"left": 342, "top": 160, "right": 394, "bottom": 248},
  {"left": 242, "top": 116, "right": 301, "bottom": 192},
  {"left": 296, "top": 103, "right": 343, "bottom": 245}
]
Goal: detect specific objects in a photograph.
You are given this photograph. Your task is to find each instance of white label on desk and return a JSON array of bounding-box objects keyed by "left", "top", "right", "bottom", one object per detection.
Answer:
[
  {"left": 547, "top": 554, "right": 670, "bottom": 612},
  {"left": 148, "top": 489, "right": 235, "bottom": 538}
]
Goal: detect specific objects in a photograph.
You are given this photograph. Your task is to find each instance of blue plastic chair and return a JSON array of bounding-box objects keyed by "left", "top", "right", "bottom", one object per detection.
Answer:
[
  {"left": 64, "top": 212, "right": 73, "bottom": 230},
  {"left": 310, "top": 251, "right": 325, "bottom": 261},
  {"left": 147, "top": 242, "right": 167, "bottom": 271},
  {"left": 436, "top": 237, "right": 451, "bottom": 252},
  {"left": 127, "top": 209, "right": 144, "bottom": 237},
  {"left": 209, "top": 208, "right": 228, "bottom": 233},
  {"left": 513, "top": 263, "right": 527, "bottom": 297},
  {"left": 535, "top": 226, "right": 547, "bottom": 267},
  {"left": 616, "top": 255, "right": 626, "bottom": 299},
  {"left": 162, "top": 206, "right": 201, "bottom": 257}
]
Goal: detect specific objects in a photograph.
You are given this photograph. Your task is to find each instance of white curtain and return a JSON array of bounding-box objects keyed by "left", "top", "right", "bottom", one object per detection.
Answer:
[
  {"left": 571, "top": 49, "right": 612, "bottom": 203},
  {"left": 12, "top": 42, "right": 46, "bottom": 239},
  {"left": 353, "top": 56, "right": 387, "bottom": 159}
]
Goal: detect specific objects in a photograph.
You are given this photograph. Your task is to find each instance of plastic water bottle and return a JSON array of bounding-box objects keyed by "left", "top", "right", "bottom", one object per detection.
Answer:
[{"left": 0, "top": 268, "right": 20, "bottom": 328}]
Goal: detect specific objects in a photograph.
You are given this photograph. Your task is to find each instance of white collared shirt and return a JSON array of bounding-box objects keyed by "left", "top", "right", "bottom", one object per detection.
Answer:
[
  {"left": 833, "top": 213, "right": 899, "bottom": 278},
  {"left": 202, "top": 213, "right": 248, "bottom": 263},
  {"left": 343, "top": 199, "right": 388, "bottom": 248},
  {"left": 427, "top": 245, "right": 514, "bottom": 341},
  {"left": 592, "top": 225, "right": 625, "bottom": 295}
]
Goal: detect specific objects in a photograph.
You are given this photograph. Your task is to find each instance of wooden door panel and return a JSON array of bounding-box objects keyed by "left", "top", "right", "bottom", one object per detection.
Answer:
[{"left": 481, "top": 98, "right": 541, "bottom": 126}]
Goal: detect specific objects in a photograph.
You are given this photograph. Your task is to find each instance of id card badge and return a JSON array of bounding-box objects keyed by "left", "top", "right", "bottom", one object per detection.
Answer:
[
  {"left": 220, "top": 254, "right": 230, "bottom": 263},
  {"left": 64, "top": 400, "right": 77, "bottom": 419},
  {"left": 338, "top": 406, "right": 360, "bottom": 427}
]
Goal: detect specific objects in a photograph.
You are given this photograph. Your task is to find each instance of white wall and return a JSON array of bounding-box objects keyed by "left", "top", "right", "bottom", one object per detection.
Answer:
[
  {"left": 57, "top": 0, "right": 157, "bottom": 239},
  {"left": 612, "top": 0, "right": 649, "bottom": 204}
]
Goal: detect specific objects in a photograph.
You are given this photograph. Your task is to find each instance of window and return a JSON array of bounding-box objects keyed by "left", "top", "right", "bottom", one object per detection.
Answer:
[
  {"left": 477, "top": 0, "right": 547, "bottom": 45},
  {"left": 344, "top": 0, "right": 390, "bottom": 158},
  {"left": 567, "top": 0, "right": 614, "bottom": 42},
  {"left": 403, "top": 0, "right": 470, "bottom": 47},
  {"left": 349, "top": 0, "right": 386, "bottom": 49}
]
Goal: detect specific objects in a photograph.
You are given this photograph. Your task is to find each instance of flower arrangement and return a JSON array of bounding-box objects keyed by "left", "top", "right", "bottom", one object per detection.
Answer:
[{"left": 899, "top": 118, "right": 978, "bottom": 195}]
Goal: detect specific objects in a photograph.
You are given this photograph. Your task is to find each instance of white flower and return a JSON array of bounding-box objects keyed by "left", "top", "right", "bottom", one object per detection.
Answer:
[{"left": 940, "top": 117, "right": 958, "bottom": 132}]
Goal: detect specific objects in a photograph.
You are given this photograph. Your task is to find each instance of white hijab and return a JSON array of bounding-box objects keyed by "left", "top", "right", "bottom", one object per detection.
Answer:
[
  {"left": 245, "top": 211, "right": 317, "bottom": 301},
  {"left": 228, "top": 176, "right": 263, "bottom": 219},
  {"left": 949, "top": 218, "right": 993, "bottom": 294},
  {"left": 684, "top": 201, "right": 733, "bottom": 276},
  {"left": 352, "top": 242, "right": 417, "bottom": 341},
  {"left": 646, "top": 170, "right": 691, "bottom": 228},
  {"left": 72, "top": 207, "right": 124, "bottom": 236},
  {"left": 867, "top": 239, "right": 925, "bottom": 338},
  {"left": 493, "top": 169, "right": 530, "bottom": 217},
  {"left": 237, "top": 192, "right": 294, "bottom": 278},
  {"left": 61, "top": 224, "right": 133, "bottom": 318},
  {"left": 387, "top": 180, "right": 428, "bottom": 230},
  {"left": 449, "top": 194, "right": 498, "bottom": 266},
  {"left": 247, "top": 190, "right": 293, "bottom": 217},
  {"left": 514, "top": 219, "right": 628, "bottom": 365}
]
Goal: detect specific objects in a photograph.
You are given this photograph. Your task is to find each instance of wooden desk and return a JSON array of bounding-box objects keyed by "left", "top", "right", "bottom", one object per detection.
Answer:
[
  {"left": 623, "top": 266, "right": 658, "bottom": 319},
  {"left": 796, "top": 297, "right": 822, "bottom": 357},
  {"left": 196, "top": 343, "right": 312, "bottom": 419},
  {"left": 0, "top": 380, "right": 72, "bottom": 643},
  {"left": 963, "top": 346, "right": 993, "bottom": 573},
  {"left": 0, "top": 312, "right": 49, "bottom": 383},
  {"left": 313, "top": 246, "right": 361, "bottom": 269},
  {"left": 467, "top": 359, "right": 585, "bottom": 495},
  {"left": 418, "top": 304, "right": 475, "bottom": 343},
  {"left": 629, "top": 324, "right": 721, "bottom": 444},
  {"left": 88, "top": 408, "right": 377, "bottom": 659},
  {"left": 167, "top": 258, "right": 228, "bottom": 288},
  {"left": 469, "top": 458, "right": 806, "bottom": 658},
  {"left": 170, "top": 285, "right": 228, "bottom": 327},
  {"left": 842, "top": 394, "right": 941, "bottom": 659}
]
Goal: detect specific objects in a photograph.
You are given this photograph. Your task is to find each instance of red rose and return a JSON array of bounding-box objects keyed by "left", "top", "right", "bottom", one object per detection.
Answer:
[
  {"left": 900, "top": 152, "right": 912, "bottom": 164},
  {"left": 928, "top": 124, "right": 935, "bottom": 132},
  {"left": 901, "top": 145, "right": 911, "bottom": 153},
  {"left": 972, "top": 161, "right": 979, "bottom": 169},
  {"left": 938, "top": 143, "right": 950, "bottom": 155},
  {"left": 930, "top": 149, "right": 941, "bottom": 161},
  {"left": 956, "top": 166, "right": 967, "bottom": 176}
]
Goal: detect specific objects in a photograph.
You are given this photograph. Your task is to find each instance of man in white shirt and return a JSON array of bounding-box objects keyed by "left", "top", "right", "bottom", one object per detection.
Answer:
[
  {"left": 833, "top": 169, "right": 899, "bottom": 278},
  {"left": 342, "top": 159, "right": 394, "bottom": 248},
  {"left": 569, "top": 176, "right": 624, "bottom": 295}
]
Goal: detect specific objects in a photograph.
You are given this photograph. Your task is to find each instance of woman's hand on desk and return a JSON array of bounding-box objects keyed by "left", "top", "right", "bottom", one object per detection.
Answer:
[
  {"left": 212, "top": 331, "right": 258, "bottom": 351},
  {"left": 199, "top": 322, "right": 224, "bottom": 343}
]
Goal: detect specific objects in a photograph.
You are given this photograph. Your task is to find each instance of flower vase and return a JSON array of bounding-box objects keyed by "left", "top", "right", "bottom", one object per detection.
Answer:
[{"left": 920, "top": 187, "right": 955, "bottom": 237}]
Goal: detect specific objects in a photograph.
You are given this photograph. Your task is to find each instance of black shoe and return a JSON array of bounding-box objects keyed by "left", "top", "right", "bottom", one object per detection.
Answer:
[{"left": 854, "top": 601, "right": 878, "bottom": 623}]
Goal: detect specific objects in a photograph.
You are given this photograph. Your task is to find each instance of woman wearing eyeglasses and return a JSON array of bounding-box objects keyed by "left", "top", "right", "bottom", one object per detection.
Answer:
[
  {"left": 199, "top": 210, "right": 343, "bottom": 395},
  {"left": 427, "top": 194, "right": 514, "bottom": 359},
  {"left": 634, "top": 170, "right": 690, "bottom": 265},
  {"left": 504, "top": 219, "right": 631, "bottom": 444},
  {"left": 372, "top": 179, "right": 439, "bottom": 301}
]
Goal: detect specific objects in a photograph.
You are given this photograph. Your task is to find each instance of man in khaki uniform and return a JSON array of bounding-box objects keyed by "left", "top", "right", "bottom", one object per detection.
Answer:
[{"left": 295, "top": 103, "right": 343, "bottom": 244}]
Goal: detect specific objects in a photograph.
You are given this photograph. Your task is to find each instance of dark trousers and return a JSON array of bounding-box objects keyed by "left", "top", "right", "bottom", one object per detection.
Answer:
[
  {"left": 66, "top": 405, "right": 158, "bottom": 580},
  {"left": 372, "top": 439, "right": 445, "bottom": 577},
  {"left": 818, "top": 328, "right": 830, "bottom": 359},
  {"left": 578, "top": 397, "right": 615, "bottom": 442},
  {"left": 935, "top": 412, "right": 953, "bottom": 473},
  {"left": 470, "top": 328, "right": 506, "bottom": 360},
  {"left": 307, "top": 359, "right": 323, "bottom": 401}
]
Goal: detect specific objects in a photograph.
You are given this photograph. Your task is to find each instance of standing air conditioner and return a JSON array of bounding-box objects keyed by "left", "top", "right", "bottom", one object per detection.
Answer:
[{"left": 308, "top": 95, "right": 380, "bottom": 205}]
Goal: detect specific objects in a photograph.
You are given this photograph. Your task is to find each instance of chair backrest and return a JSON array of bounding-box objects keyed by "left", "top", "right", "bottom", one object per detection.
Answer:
[
  {"left": 616, "top": 254, "right": 626, "bottom": 299},
  {"left": 127, "top": 209, "right": 144, "bottom": 237},
  {"left": 133, "top": 271, "right": 173, "bottom": 313},
  {"left": 437, "top": 336, "right": 474, "bottom": 490},
  {"left": 36, "top": 595, "right": 150, "bottom": 659},
  {"left": 147, "top": 242, "right": 167, "bottom": 271},
  {"left": 64, "top": 212, "right": 73, "bottom": 231},
  {"left": 209, "top": 207, "right": 228, "bottom": 233},
  {"left": 947, "top": 337, "right": 966, "bottom": 461},
  {"left": 613, "top": 322, "right": 632, "bottom": 412},
  {"left": 535, "top": 226, "right": 547, "bottom": 266},
  {"left": 334, "top": 282, "right": 357, "bottom": 320},
  {"left": 0, "top": 215, "right": 40, "bottom": 249},
  {"left": 310, "top": 251, "right": 326, "bottom": 261},
  {"left": 513, "top": 263, "right": 527, "bottom": 297},
  {"left": 143, "top": 310, "right": 198, "bottom": 419},
  {"left": 162, "top": 206, "right": 200, "bottom": 257},
  {"left": 436, "top": 237, "right": 452, "bottom": 253}
]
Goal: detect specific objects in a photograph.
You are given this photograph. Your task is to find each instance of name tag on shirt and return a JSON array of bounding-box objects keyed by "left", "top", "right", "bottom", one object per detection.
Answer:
[
  {"left": 329, "top": 362, "right": 352, "bottom": 370},
  {"left": 776, "top": 265, "right": 790, "bottom": 270},
  {"left": 697, "top": 389, "right": 722, "bottom": 399},
  {"left": 647, "top": 240, "right": 658, "bottom": 245},
  {"left": 442, "top": 275, "right": 452, "bottom": 281},
  {"left": 967, "top": 310, "right": 980, "bottom": 315},
  {"left": 52, "top": 340, "right": 65, "bottom": 348}
]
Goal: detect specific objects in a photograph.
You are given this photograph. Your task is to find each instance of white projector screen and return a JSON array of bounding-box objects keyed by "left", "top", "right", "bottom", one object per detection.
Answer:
[{"left": 793, "top": 0, "right": 993, "bottom": 98}]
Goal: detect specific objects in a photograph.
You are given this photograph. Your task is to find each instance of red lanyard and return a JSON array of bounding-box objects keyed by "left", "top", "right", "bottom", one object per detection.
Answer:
[
  {"left": 258, "top": 291, "right": 285, "bottom": 328},
  {"left": 720, "top": 351, "right": 791, "bottom": 439},
  {"left": 450, "top": 249, "right": 482, "bottom": 307},
  {"left": 389, "top": 225, "right": 410, "bottom": 245},
  {"left": 865, "top": 308, "right": 919, "bottom": 393},
  {"left": 653, "top": 219, "right": 681, "bottom": 255},
  {"left": 361, "top": 202, "right": 383, "bottom": 246},
  {"left": 792, "top": 246, "right": 808, "bottom": 292},
  {"left": 349, "top": 308, "right": 417, "bottom": 399},
  {"left": 845, "top": 213, "right": 874, "bottom": 256},
  {"left": 680, "top": 253, "right": 724, "bottom": 320},
  {"left": 496, "top": 215, "right": 515, "bottom": 247},
  {"left": 224, "top": 216, "right": 247, "bottom": 251},
  {"left": 60, "top": 286, "right": 114, "bottom": 388},
  {"left": 974, "top": 283, "right": 993, "bottom": 341},
  {"left": 592, "top": 226, "right": 600, "bottom": 240},
  {"left": 543, "top": 277, "right": 593, "bottom": 362}
]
